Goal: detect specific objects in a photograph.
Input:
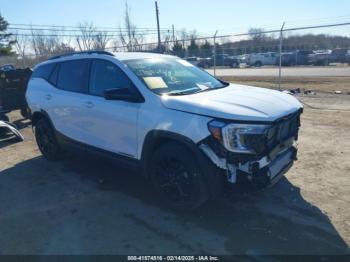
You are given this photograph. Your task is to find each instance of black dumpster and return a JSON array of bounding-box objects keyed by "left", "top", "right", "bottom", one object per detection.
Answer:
[{"left": 0, "top": 68, "right": 32, "bottom": 119}]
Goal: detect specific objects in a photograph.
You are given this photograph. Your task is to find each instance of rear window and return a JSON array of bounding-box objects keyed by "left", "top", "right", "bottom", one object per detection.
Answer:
[
  {"left": 57, "top": 60, "right": 89, "bottom": 93},
  {"left": 32, "top": 63, "right": 55, "bottom": 80},
  {"left": 49, "top": 64, "right": 59, "bottom": 86}
]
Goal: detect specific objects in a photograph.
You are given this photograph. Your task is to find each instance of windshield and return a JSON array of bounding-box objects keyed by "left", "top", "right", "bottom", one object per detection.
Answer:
[{"left": 125, "top": 58, "right": 228, "bottom": 95}]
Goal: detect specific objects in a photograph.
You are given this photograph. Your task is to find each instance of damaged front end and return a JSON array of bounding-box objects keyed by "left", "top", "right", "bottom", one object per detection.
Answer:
[{"left": 199, "top": 109, "right": 302, "bottom": 188}]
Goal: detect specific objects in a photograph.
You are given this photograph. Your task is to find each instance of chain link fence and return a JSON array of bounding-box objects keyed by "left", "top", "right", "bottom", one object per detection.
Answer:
[{"left": 1, "top": 22, "right": 350, "bottom": 92}]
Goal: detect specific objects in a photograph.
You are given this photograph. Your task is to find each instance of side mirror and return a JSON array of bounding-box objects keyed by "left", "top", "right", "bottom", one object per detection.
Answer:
[{"left": 103, "top": 88, "right": 144, "bottom": 103}]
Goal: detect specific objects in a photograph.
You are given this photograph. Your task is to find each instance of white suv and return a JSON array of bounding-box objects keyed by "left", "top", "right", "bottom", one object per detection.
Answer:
[
  {"left": 246, "top": 52, "right": 278, "bottom": 67},
  {"left": 26, "top": 51, "right": 303, "bottom": 209}
]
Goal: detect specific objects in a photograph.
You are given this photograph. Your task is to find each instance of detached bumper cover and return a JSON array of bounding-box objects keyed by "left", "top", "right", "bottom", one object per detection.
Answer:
[{"left": 0, "top": 121, "right": 24, "bottom": 141}]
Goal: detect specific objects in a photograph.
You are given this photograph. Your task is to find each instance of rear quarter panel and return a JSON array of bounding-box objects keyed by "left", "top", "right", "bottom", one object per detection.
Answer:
[{"left": 26, "top": 78, "right": 46, "bottom": 114}]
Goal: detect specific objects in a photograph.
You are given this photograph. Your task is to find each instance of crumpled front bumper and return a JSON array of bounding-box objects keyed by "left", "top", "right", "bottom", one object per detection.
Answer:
[{"left": 199, "top": 141, "right": 297, "bottom": 187}]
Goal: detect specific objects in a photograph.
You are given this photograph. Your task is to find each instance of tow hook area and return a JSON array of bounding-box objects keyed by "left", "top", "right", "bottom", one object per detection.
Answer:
[
  {"left": 199, "top": 143, "right": 297, "bottom": 186},
  {"left": 199, "top": 143, "right": 238, "bottom": 183}
]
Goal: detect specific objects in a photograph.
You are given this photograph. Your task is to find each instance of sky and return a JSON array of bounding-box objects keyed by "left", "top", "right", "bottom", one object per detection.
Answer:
[{"left": 1, "top": 0, "right": 350, "bottom": 41}]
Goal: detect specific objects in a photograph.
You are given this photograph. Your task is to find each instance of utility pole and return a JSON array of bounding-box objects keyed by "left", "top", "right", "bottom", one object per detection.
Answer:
[
  {"left": 155, "top": 1, "right": 161, "bottom": 53},
  {"left": 278, "top": 22, "right": 285, "bottom": 90},
  {"left": 172, "top": 24, "right": 175, "bottom": 43}
]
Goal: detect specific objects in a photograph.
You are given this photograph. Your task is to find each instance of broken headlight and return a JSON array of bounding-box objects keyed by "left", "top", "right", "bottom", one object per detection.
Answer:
[{"left": 208, "top": 120, "right": 270, "bottom": 154}]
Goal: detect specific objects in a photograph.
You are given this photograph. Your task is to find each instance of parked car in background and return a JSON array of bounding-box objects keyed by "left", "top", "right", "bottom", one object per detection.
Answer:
[
  {"left": 246, "top": 52, "right": 277, "bottom": 67},
  {"left": 215, "top": 54, "right": 240, "bottom": 68},
  {"left": 346, "top": 51, "right": 350, "bottom": 65},
  {"left": 0, "top": 68, "right": 32, "bottom": 119},
  {"left": 308, "top": 48, "right": 349, "bottom": 66},
  {"left": 198, "top": 54, "right": 240, "bottom": 68},
  {"left": 280, "top": 50, "right": 313, "bottom": 66},
  {"left": 26, "top": 51, "right": 302, "bottom": 209},
  {"left": 197, "top": 57, "right": 212, "bottom": 68},
  {"left": 0, "top": 64, "right": 16, "bottom": 72},
  {"left": 185, "top": 57, "right": 200, "bottom": 66},
  {"left": 236, "top": 54, "right": 249, "bottom": 64}
]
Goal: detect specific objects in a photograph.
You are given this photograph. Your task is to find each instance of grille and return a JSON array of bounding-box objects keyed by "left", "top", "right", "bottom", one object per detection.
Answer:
[{"left": 268, "top": 110, "right": 301, "bottom": 149}]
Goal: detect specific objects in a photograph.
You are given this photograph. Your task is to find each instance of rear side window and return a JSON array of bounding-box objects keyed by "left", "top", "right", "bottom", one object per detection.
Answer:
[
  {"left": 57, "top": 60, "right": 89, "bottom": 93},
  {"left": 89, "top": 59, "right": 133, "bottom": 96},
  {"left": 32, "top": 63, "right": 55, "bottom": 80}
]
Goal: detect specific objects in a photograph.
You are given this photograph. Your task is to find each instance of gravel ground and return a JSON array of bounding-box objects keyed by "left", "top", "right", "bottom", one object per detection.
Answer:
[{"left": 0, "top": 94, "right": 349, "bottom": 255}]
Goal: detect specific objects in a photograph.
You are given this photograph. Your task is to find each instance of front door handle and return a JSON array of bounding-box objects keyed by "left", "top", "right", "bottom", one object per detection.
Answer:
[
  {"left": 45, "top": 94, "right": 52, "bottom": 100},
  {"left": 84, "top": 101, "right": 94, "bottom": 108}
]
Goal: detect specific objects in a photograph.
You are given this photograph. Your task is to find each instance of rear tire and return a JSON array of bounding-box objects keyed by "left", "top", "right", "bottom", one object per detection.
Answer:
[
  {"left": 35, "top": 118, "right": 63, "bottom": 161},
  {"left": 20, "top": 107, "right": 30, "bottom": 119},
  {"left": 230, "top": 62, "right": 239, "bottom": 68},
  {"left": 149, "top": 142, "right": 210, "bottom": 210}
]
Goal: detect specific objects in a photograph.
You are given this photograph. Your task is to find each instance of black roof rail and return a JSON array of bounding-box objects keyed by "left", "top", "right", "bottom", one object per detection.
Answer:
[{"left": 48, "top": 51, "right": 114, "bottom": 60}]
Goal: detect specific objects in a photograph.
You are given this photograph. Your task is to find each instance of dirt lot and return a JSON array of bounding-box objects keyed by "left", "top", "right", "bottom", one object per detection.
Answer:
[
  {"left": 0, "top": 94, "right": 350, "bottom": 255},
  {"left": 220, "top": 76, "right": 350, "bottom": 93},
  {"left": 209, "top": 65, "right": 350, "bottom": 78}
]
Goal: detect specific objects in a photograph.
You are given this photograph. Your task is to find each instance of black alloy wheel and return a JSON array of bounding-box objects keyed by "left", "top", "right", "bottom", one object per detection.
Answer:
[
  {"left": 149, "top": 142, "right": 209, "bottom": 210},
  {"left": 35, "top": 118, "right": 63, "bottom": 161}
]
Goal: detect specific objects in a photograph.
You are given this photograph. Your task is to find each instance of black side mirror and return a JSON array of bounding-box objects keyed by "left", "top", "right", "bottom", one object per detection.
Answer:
[{"left": 103, "top": 88, "right": 144, "bottom": 103}]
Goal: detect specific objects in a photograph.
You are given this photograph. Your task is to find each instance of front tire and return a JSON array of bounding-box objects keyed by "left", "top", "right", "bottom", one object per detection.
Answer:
[
  {"left": 20, "top": 107, "right": 30, "bottom": 119},
  {"left": 149, "top": 142, "right": 210, "bottom": 210},
  {"left": 255, "top": 61, "right": 263, "bottom": 67},
  {"left": 35, "top": 118, "right": 63, "bottom": 161}
]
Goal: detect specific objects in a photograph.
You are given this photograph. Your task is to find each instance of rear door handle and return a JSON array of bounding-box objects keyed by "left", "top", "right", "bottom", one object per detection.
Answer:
[
  {"left": 84, "top": 101, "right": 94, "bottom": 108},
  {"left": 45, "top": 94, "right": 52, "bottom": 100}
]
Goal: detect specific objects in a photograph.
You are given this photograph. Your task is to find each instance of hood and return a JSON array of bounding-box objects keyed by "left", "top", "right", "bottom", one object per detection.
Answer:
[{"left": 161, "top": 84, "right": 303, "bottom": 122}]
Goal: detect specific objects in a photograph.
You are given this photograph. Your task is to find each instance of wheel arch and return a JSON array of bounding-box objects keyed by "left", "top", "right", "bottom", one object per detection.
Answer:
[
  {"left": 31, "top": 110, "right": 54, "bottom": 128},
  {"left": 141, "top": 130, "right": 199, "bottom": 169},
  {"left": 141, "top": 130, "right": 222, "bottom": 197}
]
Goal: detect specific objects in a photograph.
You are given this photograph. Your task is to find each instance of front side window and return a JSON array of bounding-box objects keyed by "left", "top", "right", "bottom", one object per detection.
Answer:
[
  {"left": 57, "top": 60, "right": 89, "bottom": 93},
  {"left": 89, "top": 60, "right": 133, "bottom": 96},
  {"left": 125, "top": 58, "right": 228, "bottom": 96}
]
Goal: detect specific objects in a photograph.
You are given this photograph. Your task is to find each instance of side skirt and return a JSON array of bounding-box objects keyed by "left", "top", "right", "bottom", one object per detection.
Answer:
[{"left": 54, "top": 130, "right": 141, "bottom": 171}]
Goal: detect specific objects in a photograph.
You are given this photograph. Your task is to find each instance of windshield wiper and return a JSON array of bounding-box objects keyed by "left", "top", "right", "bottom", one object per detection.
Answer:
[
  {"left": 192, "top": 85, "right": 228, "bottom": 94},
  {"left": 167, "top": 83, "right": 229, "bottom": 96},
  {"left": 167, "top": 88, "right": 199, "bottom": 96}
]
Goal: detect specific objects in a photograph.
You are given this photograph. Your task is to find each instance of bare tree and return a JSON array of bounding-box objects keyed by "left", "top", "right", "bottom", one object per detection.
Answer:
[
  {"left": 179, "top": 28, "right": 188, "bottom": 48},
  {"left": 118, "top": 2, "right": 144, "bottom": 51},
  {"left": 248, "top": 28, "right": 267, "bottom": 42},
  {"left": 30, "top": 29, "right": 59, "bottom": 56},
  {"left": 30, "top": 27, "right": 75, "bottom": 61},
  {"left": 93, "top": 31, "right": 110, "bottom": 50},
  {"left": 75, "top": 21, "right": 97, "bottom": 51},
  {"left": 161, "top": 30, "right": 172, "bottom": 52},
  {"left": 14, "top": 33, "right": 28, "bottom": 67}
]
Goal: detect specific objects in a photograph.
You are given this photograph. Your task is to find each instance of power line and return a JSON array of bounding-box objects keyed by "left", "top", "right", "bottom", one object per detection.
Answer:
[
  {"left": 108, "top": 21, "right": 350, "bottom": 50},
  {"left": 8, "top": 23, "right": 172, "bottom": 31},
  {"left": 244, "top": 14, "right": 350, "bottom": 31},
  {"left": 11, "top": 32, "right": 162, "bottom": 37},
  {"left": 8, "top": 27, "right": 173, "bottom": 33}
]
